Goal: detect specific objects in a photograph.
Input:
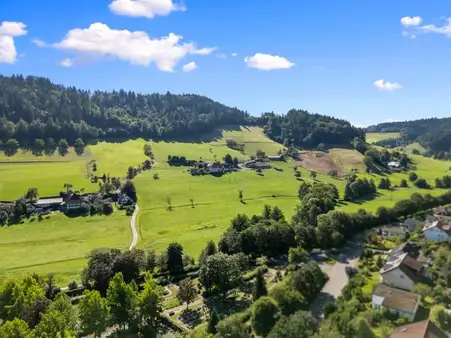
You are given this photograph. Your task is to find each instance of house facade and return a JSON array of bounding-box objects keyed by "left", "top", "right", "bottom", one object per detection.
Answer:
[
  {"left": 207, "top": 162, "right": 224, "bottom": 174},
  {"left": 422, "top": 221, "right": 450, "bottom": 242},
  {"left": 372, "top": 285, "right": 421, "bottom": 321},
  {"left": 64, "top": 193, "right": 83, "bottom": 211},
  {"left": 380, "top": 253, "right": 422, "bottom": 291}
]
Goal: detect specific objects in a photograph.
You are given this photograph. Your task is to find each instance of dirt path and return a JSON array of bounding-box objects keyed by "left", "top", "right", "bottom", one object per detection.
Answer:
[{"left": 128, "top": 203, "right": 139, "bottom": 250}]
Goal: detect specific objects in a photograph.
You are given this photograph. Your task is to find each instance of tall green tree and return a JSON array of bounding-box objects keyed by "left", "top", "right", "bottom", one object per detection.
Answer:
[
  {"left": 137, "top": 273, "right": 164, "bottom": 329},
  {"left": 166, "top": 242, "right": 184, "bottom": 275},
  {"left": 106, "top": 273, "right": 137, "bottom": 330},
  {"left": 216, "top": 315, "right": 250, "bottom": 338},
  {"left": 253, "top": 268, "right": 268, "bottom": 301},
  {"left": 267, "top": 311, "right": 317, "bottom": 338},
  {"left": 269, "top": 284, "right": 307, "bottom": 316},
  {"left": 58, "top": 139, "right": 69, "bottom": 156},
  {"left": 0, "top": 318, "right": 31, "bottom": 338},
  {"left": 74, "top": 138, "right": 85, "bottom": 156},
  {"left": 79, "top": 290, "right": 109, "bottom": 337},
  {"left": 251, "top": 296, "right": 280, "bottom": 337},
  {"left": 177, "top": 278, "right": 197, "bottom": 309},
  {"left": 207, "top": 308, "right": 219, "bottom": 335}
]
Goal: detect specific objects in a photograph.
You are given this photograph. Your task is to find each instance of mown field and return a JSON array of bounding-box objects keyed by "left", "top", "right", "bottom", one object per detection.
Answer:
[
  {"left": 366, "top": 132, "right": 400, "bottom": 143},
  {"left": 1, "top": 126, "right": 450, "bottom": 284}
]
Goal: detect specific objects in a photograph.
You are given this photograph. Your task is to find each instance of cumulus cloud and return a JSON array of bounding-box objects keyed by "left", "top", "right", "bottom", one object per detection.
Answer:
[
  {"left": 244, "top": 53, "right": 294, "bottom": 70},
  {"left": 231, "top": 52, "right": 238, "bottom": 57},
  {"left": 401, "top": 16, "right": 423, "bottom": 27},
  {"left": 60, "top": 58, "right": 74, "bottom": 67},
  {"left": 109, "top": 0, "right": 185, "bottom": 18},
  {"left": 419, "top": 17, "right": 451, "bottom": 38},
  {"left": 216, "top": 52, "right": 226, "bottom": 59},
  {"left": 182, "top": 61, "right": 196, "bottom": 72},
  {"left": 41, "top": 23, "right": 214, "bottom": 72},
  {"left": 0, "top": 21, "right": 27, "bottom": 64},
  {"left": 373, "top": 79, "right": 403, "bottom": 91}
]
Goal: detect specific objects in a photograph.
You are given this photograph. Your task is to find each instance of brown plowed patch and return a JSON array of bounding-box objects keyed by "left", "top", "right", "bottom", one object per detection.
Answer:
[{"left": 297, "top": 150, "right": 344, "bottom": 175}]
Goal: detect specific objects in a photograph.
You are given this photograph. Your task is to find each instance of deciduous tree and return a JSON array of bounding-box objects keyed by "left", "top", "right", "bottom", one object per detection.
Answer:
[{"left": 79, "top": 290, "right": 109, "bottom": 337}]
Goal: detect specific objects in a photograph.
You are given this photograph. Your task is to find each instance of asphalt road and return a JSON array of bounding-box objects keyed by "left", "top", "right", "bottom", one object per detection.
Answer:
[{"left": 309, "top": 233, "right": 365, "bottom": 319}]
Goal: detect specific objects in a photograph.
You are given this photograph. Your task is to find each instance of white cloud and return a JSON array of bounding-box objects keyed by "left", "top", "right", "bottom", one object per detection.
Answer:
[
  {"left": 215, "top": 52, "right": 226, "bottom": 59},
  {"left": 244, "top": 53, "right": 294, "bottom": 70},
  {"left": 373, "top": 79, "right": 403, "bottom": 91},
  {"left": 60, "top": 58, "right": 74, "bottom": 67},
  {"left": 0, "top": 21, "right": 27, "bottom": 64},
  {"left": 43, "top": 23, "right": 214, "bottom": 72},
  {"left": 401, "top": 16, "right": 423, "bottom": 27},
  {"left": 384, "top": 118, "right": 401, "bottom": 123},
  {"left": 109, "top": 0, "right": 185, "bottom": 18},
  {"left": 419, "top": 18, "right": 451, "bottom": 38},
  {"left": 32, "top": 39, "right": 48, "bottom": 47},
  {"left": 182, "top": 61, "right": 196, "bottom": 72},
  {"left": 231, "top": 52, "right": 237, "bottom": 57},
  {"left": 402, "top": 31, "right": 416, "bottom": 39}
]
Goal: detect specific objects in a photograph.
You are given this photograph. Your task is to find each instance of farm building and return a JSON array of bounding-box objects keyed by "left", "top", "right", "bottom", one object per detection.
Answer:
[
  {"left": 372, "top": 284, "right": 421, "bottom": 321},
  {"left": 268, "top": 155, "right": 283, "bottom": 161},
  {"left": 34, "top": 197, "right": 64, "bottom": 209}
]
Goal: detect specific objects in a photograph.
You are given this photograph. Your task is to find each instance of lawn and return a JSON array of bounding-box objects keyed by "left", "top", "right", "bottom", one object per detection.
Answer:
[
  {"left": 0, "top": 139, "right": 148, "bottom": 200},
  {"left": 366, "top": 132, "right": 400, "bottom": 144},
  {"left": 2, "top": 126, "right": 451, "bottom": 285},
  {"left": 0, "top": 210, "right": 131, "bottom": 285}
]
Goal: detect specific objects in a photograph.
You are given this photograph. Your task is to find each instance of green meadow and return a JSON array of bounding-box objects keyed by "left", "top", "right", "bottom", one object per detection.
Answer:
[
  {"left": 1, "top": 126, "right": 450, "bottom": 284},
  {"left": 366, "top": 132, "right": 400, "bottom": 143}
]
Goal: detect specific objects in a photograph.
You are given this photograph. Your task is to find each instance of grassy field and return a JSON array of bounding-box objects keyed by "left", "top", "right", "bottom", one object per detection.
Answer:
[
  {"left": 0, "top": 140, "right": 148, "bottom": 200},
  {"left": 366, "top": 132, "right": 400, "bottom": 143},
  {"left": 1, "top": 126, "right": 450, "bottom": 284},
  {"left": 0, "top": 209, "right": 130, "bottom": 285}
]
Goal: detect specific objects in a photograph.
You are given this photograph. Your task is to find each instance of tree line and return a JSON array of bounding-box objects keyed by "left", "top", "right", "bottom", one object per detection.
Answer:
[{"left": 260, "top": 110, "right": 364, "bottom": 148}]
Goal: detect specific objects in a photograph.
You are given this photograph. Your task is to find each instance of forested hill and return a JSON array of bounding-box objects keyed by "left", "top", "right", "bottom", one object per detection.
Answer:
[
  {"left": 0, "top": 74, "right": 251, "bottom": 145},
  {"left": 0, "top": 74, "right": 362, "bottom": 149},
  {"left": 367, "top": 117, "right": 451, "bottom": 152},
  {"left": 260, "top": 110, "right": 365, "bottom": 148}
]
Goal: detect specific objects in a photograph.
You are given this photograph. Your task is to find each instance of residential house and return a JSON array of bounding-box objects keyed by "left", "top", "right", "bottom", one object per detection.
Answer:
[
  {"left": 63, "top": 193, "right": 83, "bottom": 211},
  {"left": 388, "top": 161, "right": 401, "bottom": 169},
  {"left": 118, "top": 193, "right": 133, "bottom": 206},
  {"left": 422, "top": 221, "right": 450, "bottom": 242},
  {"left": 404, "top": 218, "right": 422, "bottom": 232},
  {"left": 268, "top": 155, "right": 283, "bottom": 161},
  {"left": 34, "top": 197, "right": 63, "bottom": 209},
  {"left": 378, "top": 225, "right": 407, "bottom": 240},
  {"left": 390, "top": 319, "right": 448, "bottom": 338},
  {"left": 433, "top": 207, "right": 451, "bottom": 223},
  {"left": 372, "top": 285, "right": 421, "bottom": 321},
  {"left": 206, "top": 162, "right": 224, "bottom": 174},
  {"left": 389, "top": 242, "right": 431, "bottom": 269},
  {"left": 380, "top": 252, "right": 423, "bottom": 291}
]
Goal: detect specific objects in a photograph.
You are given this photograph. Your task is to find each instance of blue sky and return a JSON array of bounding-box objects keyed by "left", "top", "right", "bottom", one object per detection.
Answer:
[{"left": 1, "top": 0, "right": 451, "bottom": 126}]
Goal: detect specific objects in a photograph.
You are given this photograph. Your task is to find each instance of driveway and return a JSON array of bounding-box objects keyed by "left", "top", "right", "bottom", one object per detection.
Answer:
[{"left": 310, "top": 233, "right": 364, "bottom": 319}]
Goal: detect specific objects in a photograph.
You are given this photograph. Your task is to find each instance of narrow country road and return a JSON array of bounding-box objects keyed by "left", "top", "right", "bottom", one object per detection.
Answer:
[
  {"left": 309, "top": 233, "right": 365, "bottom": 319},
  {"left": 163, "top": 299, "right": 204, "bottom": 316},
  {"left": 128, "top": 203, "right": 139, "bottom": 250}
]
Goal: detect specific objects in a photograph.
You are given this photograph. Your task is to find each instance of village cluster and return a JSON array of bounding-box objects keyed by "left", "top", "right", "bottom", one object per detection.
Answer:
[
  {"left": 366, "top": 207, "right": 451, "bottom": 337},
  {"left": 188, "top": 154, "right": 283, "bottom": 176}
]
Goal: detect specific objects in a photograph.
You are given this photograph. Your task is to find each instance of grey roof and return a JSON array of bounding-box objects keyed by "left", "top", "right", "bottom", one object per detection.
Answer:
[
  {"left": 373, "top": 284, "right": 421, "bottom": 313},
  {"left": 35, "top": 197, "right": 63, "bottom": 205}
]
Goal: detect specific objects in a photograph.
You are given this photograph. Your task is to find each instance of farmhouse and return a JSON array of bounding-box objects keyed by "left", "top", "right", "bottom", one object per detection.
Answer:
[
  {"left": 390, "top": 319, "right": 448, "bottom": 338},
  {"left": 62, "top": 193, "right": 83, "bottom": 211},
  {"left": 34, "top": 196, "right": 63, "bottom": 209},
  {"left": 118, "top": 193, "right": 133, "bottom": 206},
  {"left": 422, "top": 221, "right": 450, "bottom": 242},
  {"left": 372, "top": 284, "right": 421, "bottom": 321},
  {"left": 388, "top": 161, "right": 401, "bottom": 169},
  {"left": 206, "top": 162, "right": 224, "bottom": 174},
  {"left": 380, "top": 252, "right": 422, "bottom": 291},
  {"left": 268, "top": 155, "right": 282, "bottom": 161},
  {"left": 433, "top": 207, "right": 451, "bottom": 222}
]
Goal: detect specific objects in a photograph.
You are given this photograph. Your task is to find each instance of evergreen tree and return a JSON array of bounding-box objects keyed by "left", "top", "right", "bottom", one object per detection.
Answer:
[
  {"left": 253, "top": 268, "right": 268, "bottom": 301},
  {"left": 343, "top": 183, "right": 353, "bottom": 201},
  {"left": 207, "top": 308, "right": 220, "bottom": 334}
]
